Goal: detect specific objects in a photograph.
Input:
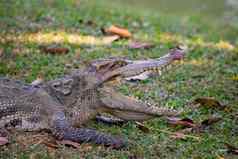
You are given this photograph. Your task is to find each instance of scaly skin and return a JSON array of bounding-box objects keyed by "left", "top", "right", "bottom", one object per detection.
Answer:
[{"left": 0, "top": 47, "right": 185, "bottom": 149}]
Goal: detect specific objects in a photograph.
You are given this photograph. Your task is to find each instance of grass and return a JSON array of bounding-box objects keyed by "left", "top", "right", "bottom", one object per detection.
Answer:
[{"left": 0, "top": 0, "right": 238, "bottom": 158}]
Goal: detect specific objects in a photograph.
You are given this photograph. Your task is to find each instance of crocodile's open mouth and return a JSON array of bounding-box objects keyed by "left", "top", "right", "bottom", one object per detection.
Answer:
[{"left": 97, "top": 46, "right": 186, "bottom": 121}]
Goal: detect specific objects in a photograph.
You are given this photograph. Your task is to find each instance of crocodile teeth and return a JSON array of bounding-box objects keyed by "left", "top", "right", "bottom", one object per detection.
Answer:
[
  {"left": 158, "top": 70, "right": 162, "bottom": 76},
  {"left": 125, "top": 71, "right": 150, "bottom": 81}
]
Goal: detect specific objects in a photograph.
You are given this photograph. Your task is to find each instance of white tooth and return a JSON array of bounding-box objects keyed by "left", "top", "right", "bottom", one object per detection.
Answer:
[{"left": 158, "top": 70, "right": 162, "bottom": 76}]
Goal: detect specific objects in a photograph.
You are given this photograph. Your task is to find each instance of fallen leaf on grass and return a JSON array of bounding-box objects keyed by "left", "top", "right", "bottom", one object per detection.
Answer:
[
  {"left": 178, "top": 127, "right": 194, "bottom": 133},
  {"left": 57, "top": 140, "right": 81, "bottom": 149},
  {"left": 102, "top": 25, "right": 132, "bottom": 38},
  {"left": 41, "top": 139, "right": 59, "bottom": 149},
  {"left": 0, "top": 48, "right": 3, "bottom": 57},
  {"left": 102, "top": 35, "right": 120, "bottom": 44},
  {"left": 167, "top": 116, "right": 221, "bottom": 133},
  {"left": 194, "top": 97, "right": 226, "bottom": 109},
  {"left": 166, "top": 117, "right": 221, "bottom": 141},
  {"left": 170, "top": 132, "right": 187, "bottom": 140},
  {"left": 195, "top": 117, "right": 222, "bottom": 132},
  {"left": 128, "top": 41, "right": 155, "bottom": 49},
  {"left": 135, "top": 122, "right": 150, "bottom": 133},
  {"left": 217, "top": 156, "right": 225, "bottom": 159},
  {"left": 40, "top": 44, "right": 69, "bottom": 54},
  {"left": 166, "top": 117, "right": 196, "bottom": 128},
  {"left": 0, "top": 136, "right": 8, "bottom": 146},
  {"left": 200, "top": 117, "right": 222, "bottom": 127},
  {"left": 225, "top": 143, "right": 238, "bottom": 155},
  {"left": 158, "top": 129, "right": 200, "bottom": 141}
]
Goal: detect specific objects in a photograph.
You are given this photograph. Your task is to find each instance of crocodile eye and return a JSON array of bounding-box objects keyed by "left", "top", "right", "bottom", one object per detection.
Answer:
[{"left": 52, "top": 82, "right": 61, "bottom": 88}]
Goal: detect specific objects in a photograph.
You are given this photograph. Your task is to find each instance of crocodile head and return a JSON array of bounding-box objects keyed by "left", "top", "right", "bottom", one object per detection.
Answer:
[{"left": 84, "top": 46, "right": 186, "bottom": 121}]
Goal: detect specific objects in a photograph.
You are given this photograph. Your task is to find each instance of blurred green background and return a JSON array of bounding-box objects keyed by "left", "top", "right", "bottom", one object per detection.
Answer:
[{"left": 101, "top": 0, "right": 238, "bottom": 40}]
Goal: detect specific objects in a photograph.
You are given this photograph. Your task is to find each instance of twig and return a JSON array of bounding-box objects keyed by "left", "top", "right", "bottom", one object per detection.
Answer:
[
  {"left": 158, "top": 129, "right": 201, "bottom": 141},
  {"left": 135, "top": 122, "right": 201, "bottom": 141}
]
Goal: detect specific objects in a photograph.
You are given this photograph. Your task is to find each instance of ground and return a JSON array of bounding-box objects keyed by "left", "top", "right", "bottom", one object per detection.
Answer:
[{"left": 0, "top": 0, "right": 238, "bottom": 158}]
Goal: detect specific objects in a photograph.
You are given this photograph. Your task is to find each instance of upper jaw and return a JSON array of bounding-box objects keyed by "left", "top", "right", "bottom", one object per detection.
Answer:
[{"left": 101, "top": 46, "right": 186, "bottom": 82}]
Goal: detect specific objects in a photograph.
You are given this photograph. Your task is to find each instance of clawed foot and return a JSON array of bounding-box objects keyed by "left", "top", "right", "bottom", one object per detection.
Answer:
[{"left": 107, "top": 136, "right": 127, "bottom": 149}]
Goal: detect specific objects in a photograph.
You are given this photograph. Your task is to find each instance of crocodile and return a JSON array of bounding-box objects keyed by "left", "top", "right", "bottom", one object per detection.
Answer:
[{"left": 0, "top": 47, "right": 185, "bottom": 149}]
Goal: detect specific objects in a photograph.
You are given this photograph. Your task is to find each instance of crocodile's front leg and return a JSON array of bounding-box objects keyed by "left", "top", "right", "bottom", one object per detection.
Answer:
[
  {"left": 36, "top": 89, "right": 126, "bottom": 149},
  {"left": 51, "top": 112, "right": 126, "bottom": 149}
]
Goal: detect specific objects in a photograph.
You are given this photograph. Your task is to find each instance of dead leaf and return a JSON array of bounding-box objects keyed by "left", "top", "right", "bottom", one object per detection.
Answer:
[
  {"left": 217, "top": 156, "right": 225, "bottom": 159},
  {"left": 167, "top": 117, "right": 196, "bottom": 128},
  {"left": 128, "top": 41, "right": 155, "bottom": 49},
  {"left": 0, "top": 136, "right": 8, "bottom": 146},
  {"left": 135, "top": 122, "right": 150, "bottom": 133},
  {"left": 194, "top": 97, "right": 226, "bottom": 109},
  {"left": 159, "top": 129, "right": 200, "bottom": 140},
  {"left": 170, "top": 132, "right": 187, "bottom": 140},
  {"left": 40, "top": 44, "right": 69, "bottom": 54},
  {"left": 102, "top": 35, "right": 120, "bottom": 44},
  {"left": 57, "top": 140, "right": 81, "bottom": 149},
  {"left": 195, "top": 117, "right": 222, "bottom": 132},
  {"left": 225, "top": 143, "right": 238, "bottom": 155},
  {"left": 0, "top": 48, "right": 3, "bottom": 57},
  {"left": 178, "top": 127, "right": 194, "bottom": 133},
  {"left": 103, "top": 25, "right": 132, "bottom": 38},
  {"left": 43, "top": 140, "right": 59, "bottom": 149},
  {"left": 201, "top": 117, "right": 222, "bottom": 126}
]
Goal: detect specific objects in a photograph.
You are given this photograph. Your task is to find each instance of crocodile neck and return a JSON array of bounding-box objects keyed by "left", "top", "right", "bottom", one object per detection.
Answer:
[{"left": 43, "top": 74, "right": 101, "bottom": 126}]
